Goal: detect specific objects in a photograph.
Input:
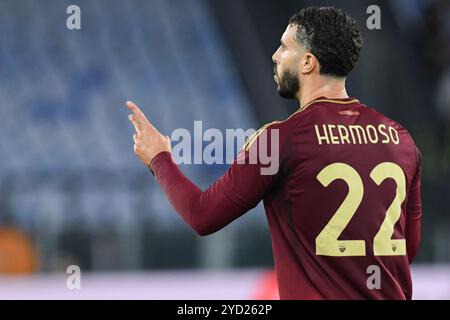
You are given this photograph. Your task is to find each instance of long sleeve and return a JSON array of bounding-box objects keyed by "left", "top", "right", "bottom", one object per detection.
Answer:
[
  {"left": 405, "top": 147, "right": 422, "bottom": 263},
  {"left": 149, "top": 127, "right": 282, "bottom": 236}
]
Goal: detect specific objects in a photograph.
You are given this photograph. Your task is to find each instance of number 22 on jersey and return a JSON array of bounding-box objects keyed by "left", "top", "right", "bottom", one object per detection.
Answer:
[{"left": 316, "top": 162, "right": 406, "bottom": 257}]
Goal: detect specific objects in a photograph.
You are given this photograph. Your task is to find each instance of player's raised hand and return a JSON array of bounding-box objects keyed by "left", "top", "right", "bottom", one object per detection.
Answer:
[{"left": 126, "top": 101, "right": 171, "bottom": 166}]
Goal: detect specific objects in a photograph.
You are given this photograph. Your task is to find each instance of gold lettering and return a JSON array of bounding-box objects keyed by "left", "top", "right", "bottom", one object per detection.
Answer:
[
  {"left": 389, "top": 126, "right": 400, "bottom": 144},
  {"left": 366, "top": 125, "right": 379, "bottom": 144},
  {"left": 349, "top": 125, "right": 368, "bottom": 144},
  {"left": 315, "top": 125, "right": 330, "bottom": 145},
  {"left": 378, "top": 124, "right": 390, "bottom": 144},
  {"left": 337, "top": 125, "right": 350, "bottom": 144},
  {"left": 315, "top": 124, "right": 399, "bottom": 145},
  {"left": 328, "top": 125, "right": 340, "bottom": 144}
]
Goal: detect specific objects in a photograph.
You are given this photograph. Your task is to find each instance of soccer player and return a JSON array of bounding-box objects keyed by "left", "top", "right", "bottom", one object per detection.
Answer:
[{"left": 127, "top": 7, "right": 422, "bottom": 299}]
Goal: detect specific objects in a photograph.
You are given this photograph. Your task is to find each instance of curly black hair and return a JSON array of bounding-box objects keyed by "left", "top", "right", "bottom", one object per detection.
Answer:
[{"left": 289, "top": 7, "right": 363, "bottom": 77}]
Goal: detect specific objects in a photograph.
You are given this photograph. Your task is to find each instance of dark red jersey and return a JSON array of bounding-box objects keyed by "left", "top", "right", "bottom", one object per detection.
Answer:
[{"left": 150, "top": 97, "right": 422, "bottom": 300}]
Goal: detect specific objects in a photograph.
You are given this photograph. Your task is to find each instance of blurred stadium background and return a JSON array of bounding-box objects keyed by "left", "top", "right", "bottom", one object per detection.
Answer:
[{"left": 0, "top": 0, "right": 448, "bottom": 299}]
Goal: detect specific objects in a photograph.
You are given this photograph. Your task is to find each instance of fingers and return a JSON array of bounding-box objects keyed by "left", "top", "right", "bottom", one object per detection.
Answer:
[
  {"left": 126, "top": 101, "right": 147, "bottom": 122},
  {"left": 126, "top": 100, "right": 158, "bottom": 133},
  {"left": 128, "top": 114, "right": 143, "bottom": 136},
  {"left": 133, "top": 132, "right": 141, "bottom": 151},
  {"left": 133, "top": 135, "right": 139, "bottom": 155}
]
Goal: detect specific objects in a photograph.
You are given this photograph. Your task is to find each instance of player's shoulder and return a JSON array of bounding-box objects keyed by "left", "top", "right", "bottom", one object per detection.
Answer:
[
  {"left": 242, "top": 120, "right": 281, "bottom": 152},
  {"left": 360, "top": 103, "right": 404, "bottom": 128},
  {"left": 242, "top": 112, "right": 303, "bottom": 151},
  {"left": 361, "top": 103, "right": 414, "bottom": 138},
  {"left": 361, "top": 103, "right": 422, "bottom": 163}
]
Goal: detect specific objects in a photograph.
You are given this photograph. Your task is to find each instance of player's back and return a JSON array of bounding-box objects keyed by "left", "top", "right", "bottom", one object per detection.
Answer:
[{"left": 267, "top": 97, "right": 422, "bottom": 299}]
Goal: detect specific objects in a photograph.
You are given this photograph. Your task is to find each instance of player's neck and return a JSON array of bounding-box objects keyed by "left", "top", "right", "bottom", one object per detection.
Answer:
[{"left": 298, "top": 76, "right": 349, "bottom": 109}]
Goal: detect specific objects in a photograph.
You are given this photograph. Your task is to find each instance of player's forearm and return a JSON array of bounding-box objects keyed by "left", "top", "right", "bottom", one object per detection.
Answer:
[{"left": 149, "top": 151, "right": 246, "bottom": 236}]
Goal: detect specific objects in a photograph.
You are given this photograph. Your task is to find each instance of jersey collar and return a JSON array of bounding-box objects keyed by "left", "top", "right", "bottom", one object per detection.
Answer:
[{"left": 299, "top": 96, "right": 360, "bottom": 112}]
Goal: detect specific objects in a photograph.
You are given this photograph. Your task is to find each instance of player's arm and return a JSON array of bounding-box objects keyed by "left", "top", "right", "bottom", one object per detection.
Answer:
[
  {"left": 405, "top": 146, "right": 422, "bottom": 263},
  {"left": 126, "top": 101, "right": 280, "bottom": 236}
]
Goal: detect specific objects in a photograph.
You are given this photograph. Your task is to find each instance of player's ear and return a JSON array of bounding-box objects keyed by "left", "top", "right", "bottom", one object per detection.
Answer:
[{"left": 300, "top": 52, "right": 317, "bottom": 74}]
